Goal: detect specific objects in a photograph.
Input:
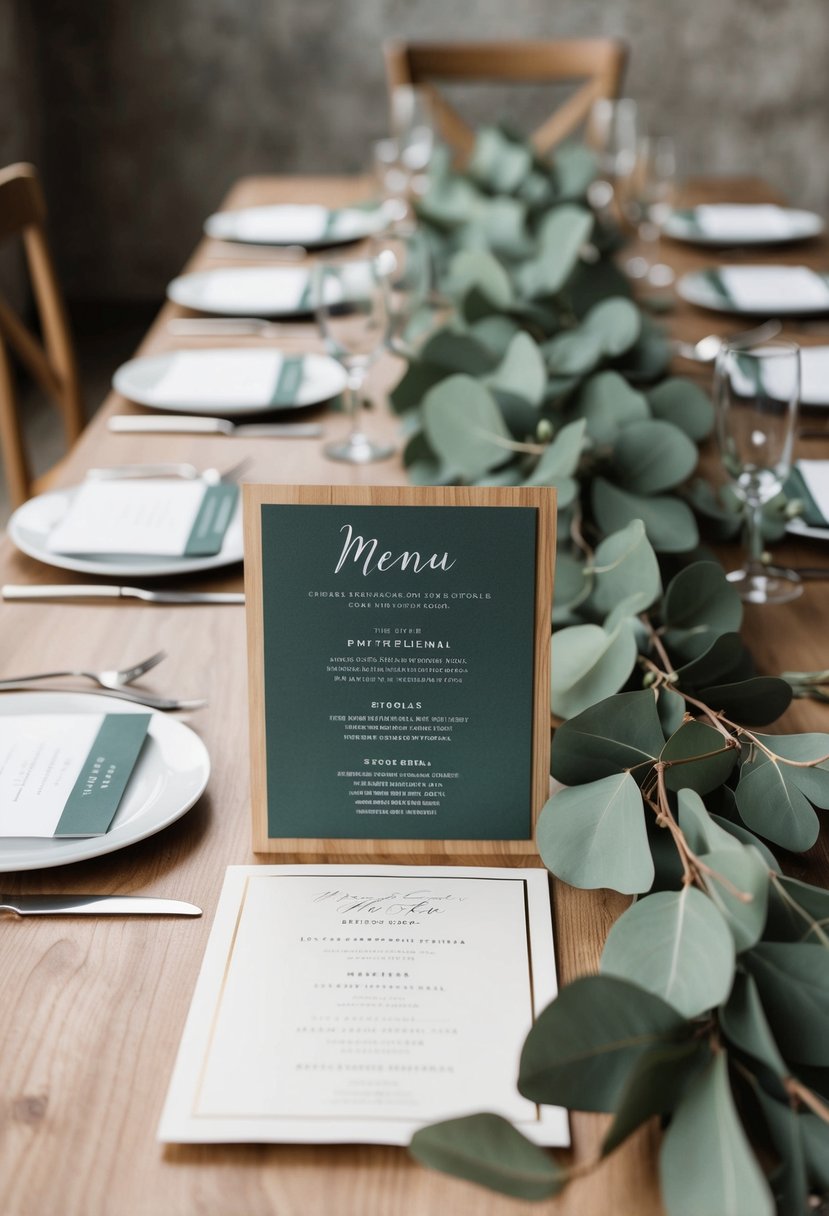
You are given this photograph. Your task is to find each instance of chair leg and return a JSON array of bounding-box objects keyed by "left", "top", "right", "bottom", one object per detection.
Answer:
[{"left": 0, "top": 338, "right": 31, "bottom": 509}]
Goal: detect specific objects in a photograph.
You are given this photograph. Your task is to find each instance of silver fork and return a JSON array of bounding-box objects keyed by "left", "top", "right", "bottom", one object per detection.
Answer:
[
  {"left": 85, "top": 458, "right": 252, "bottom": 484},
  {"left": 0, "top": 682, "right": 205, "bottom": 711},
  {"left": 0, "top": 650, "right": 167, "bottom": 693}
]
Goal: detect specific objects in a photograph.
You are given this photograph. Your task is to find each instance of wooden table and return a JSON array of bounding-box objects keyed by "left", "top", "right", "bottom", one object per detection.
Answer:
[{"left": 1, "top": 175, "right": 828, "bottom": 1216}]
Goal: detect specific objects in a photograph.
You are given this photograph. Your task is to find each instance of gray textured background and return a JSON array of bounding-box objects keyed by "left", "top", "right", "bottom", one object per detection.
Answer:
[{"left": 2, "top": 0, "right": 829, "bottom": 301}]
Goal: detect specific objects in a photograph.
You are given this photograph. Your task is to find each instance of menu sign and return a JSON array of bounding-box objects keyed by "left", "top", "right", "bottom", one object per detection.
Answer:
[{"left": 243, "top": 486, "right": 555, "bottom": 858}]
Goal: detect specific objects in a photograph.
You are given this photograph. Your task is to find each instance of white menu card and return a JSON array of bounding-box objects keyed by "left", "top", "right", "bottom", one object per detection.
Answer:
[{"left": 159, "top": 865, "right": 568, "bottom": 1146}]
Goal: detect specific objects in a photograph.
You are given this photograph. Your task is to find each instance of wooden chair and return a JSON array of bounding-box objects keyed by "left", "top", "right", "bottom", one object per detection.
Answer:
[
  {"left": 384, "top": 39, "right": 628, "bottom": 159},
  {"left": 0, "top": 162, "right": 84, "bottom": 509}
]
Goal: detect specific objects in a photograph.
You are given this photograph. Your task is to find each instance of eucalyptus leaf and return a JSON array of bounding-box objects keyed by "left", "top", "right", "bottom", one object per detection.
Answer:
[
  {"left": 602, "top": 1040, "right": 709, "bottom": 1157},
  {"left": 389, "top": 361, "right": 449, "bottom": 414},
  {"left": 719, "top": 970, "right": 788, "bottom": 1078},
  {"left": 446, "top": 249, "right": 514, "bottom": 311},
  {"left": 477, "top": 196, "right": 534, "bottom": 259},
  {"left": 659, "top": 1053, "right": 774, "bottom": 1216},
  {"left": 468, "top": 315, "right": 521, "bottom": 360},
  {"left": 765, "top": 873, "right": 829, "bottom": 946},
  {"left": 612, "top": 419, "right": 699, "bottom": 495},
  {"left": 675, "top": 632, "right": 752, "bottom": 691},
  {"left": 800, "top": 1112, "right": 829, "bottom": 1189},
  {"left": 746, "top": 943, "right": 829, "bottom": 1066},
  {"left": 422, "top": 375, "right": 512, "bottom": 481},
  {"left": 553, "top": 143, "right": 598, "bottom": 200},
  {"left": 753, "top": 1088, "right": 810, "bottom": 1216},
  {"left": 527, "top": 420, "right": 586, "bottom": 488},
  {"left": 485, "top": 331, "right": 546, "bottom": 407},
  {"left": 582, "top": 297, "right": 642, "bottom": 358},
  {"left": 468, "top": 126, "right": 534, "bottom": 194},
  {"left": 542, "top": 329, "right": 603, "bottom": 376},
  {"left": 592, "top": 478, "right": 700, "bottom": 553},
  {"left": 409, "top": 1113, "right": 566, "bottom": 1201},
  {"left": 677, "top": 788, "right": 744, "bottom": 856},
  {"left": 647, "top": 378, "right": 715, "bottom": 441},
  {"left": 587, "top": 519, "right": 661, "bottom": 618},
  {"left": 662, "top": 562, "right": 743, "bottom": 659},
  {"left": 735, "top": 740, "right": 822, "bottom": 854},
  {"left": 419, "top": 328, "right": 496, "bottom": 376},
  {"left": 537, "top": 772, "right": 654, "bottom": 894},
  {"left": 701, "top": 845, "right": 770, "bottom": 951},
  {"left": 518, "top": 975, "right": 688, "bottom": 1110},
  {"left": 601, "top": 887, "right": 735, "bottom": 1017},
  {"left": 708, "top": 815, "right": 782, "bottom": 874},
  {"left": 662, "top": 721, "right": 739, "bottom": 795},
  {"left": 516, "top": 205, "right": 594, "bottom": 299},
  {"left": 572, "top": 371, "right": 650, "bottom": 445},
  {"left": 551, "top": 689, "right": 667, "bottom": 786},
  {"left": 551, "top": 619, "right": 638, "bottom": 719},
  {"left": 657, "top": 688, "right": 687, "bottom": 738},
  {"left": 698, "top": 677, "right": 793, "bottom": 727},
  {"left": 553, "top": 551, "right": 590, "bottom": 612}
]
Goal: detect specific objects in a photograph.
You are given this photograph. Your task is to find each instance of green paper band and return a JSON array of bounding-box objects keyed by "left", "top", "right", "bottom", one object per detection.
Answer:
[
  {"left": 785, "top": 466, "right": 826, "bottom": 527},
  {"left": 56, "top": 714, "right": 151, "bottom": 836},
  {"left": 184, "top": 483, "right": 239, "bottom": 556},
  {"left": 270, "top": 356, "right": 304, "bottom": 406}
]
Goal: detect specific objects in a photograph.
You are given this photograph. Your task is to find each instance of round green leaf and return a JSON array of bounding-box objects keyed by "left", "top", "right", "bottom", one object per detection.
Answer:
[
  {"left": 745, "top": 943, "right": 829, "bottom": 1066},
  {"left": 659, "top": 1053, "right": 774, "bottom": 1216},
  {"left": 612, "top": 419, "right": 699, "bottom": 495},
  {"left": 527, "top": 419, "right": 586, "bottom": 487},
  {"left": 602, "top": 1040, "right": 709, "bottom": 1157},
  {"left": 675, "top": 632, "right": 751, "bottom": 690},
  {"left": 468, "top": 126, "right": 533, "bottom": 194},
  {"left": 591, "top": 478, "right": 700, "bottom": 553},
  {"left": 582, "top": 297, "right": 642, "bottom": 358},
  {"left": 516, "top": 205, "right": 594, "bottom": 299},
  {"left": 543, "top": 329, "right": 603, "bottom": 376},
  {"left": 551, "top": 620, "right": 638, "bottom": 719},
  {"left": 446, "top": 249, "right": 514, "bottom": 310},
  {"left": 647, "top": 377, "right": 715, "bottom": 441},
  {"left": 518, "top": 975, "right": 687, "bottom": 1110},
  {"left": 588, "top": 519, "right": 661, "bottom": 617},
  {"left": 573, "top": 372, "right": 650, "bottom": 445},
  {"left": 677, "top": 788, "right": 744, "bottom": 857},
  {"left": 410, "top": 1113, "right": 566, "bottom": 1201},
  {"left": 551, "top": 689, "right": 667, "bottom": 786},
  {"left": 698, "top": 677, "right": 792, "bottom": 727},
  {"left": 719, "top": 971, "right": 788, "bottom": 1078},
  {"left": 469, "top": 315, "right": 521, "bottom": 360},
  {"left": 420, "top": 327, "right": 496, "bottom": 375},
  {"left": 735, "top": 750, "right": 821, "bottom": 853},
  {"left": 601, "top": 887, "right": 736, "bottom": 1017},
  {"left": 537, "top": 772, "right": 654, "bottom": 894},
  {"left": 485, "top": 332, "right": 546, "bottom": 407},
  {"left": 422, "top": 375, "right": 512, "bottom": 481},
  {"left": 701, "top": 845, "right": 770, "bottom": 951},
  {"left": 662, "top": 561, "right": 743, "bottom": 659},
  {"left": 662, "top": 721, "right": 739, "bottom": 795},
  {"left": 553, "top": 143, "right": 598, "bottom": 200}
]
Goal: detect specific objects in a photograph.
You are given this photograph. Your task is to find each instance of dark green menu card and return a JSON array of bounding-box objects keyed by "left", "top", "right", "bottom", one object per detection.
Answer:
[{"left": 244, "top": 486, "right": 555, "bottom": 855}]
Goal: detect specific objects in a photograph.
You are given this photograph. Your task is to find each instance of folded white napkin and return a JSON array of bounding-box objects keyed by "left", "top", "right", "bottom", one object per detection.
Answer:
[
  {"left": 145, "top": 350, "right": 298, "bottom": 408},
  {"left": 719, "top": 266, "right": 829, "bottom": 311},
  {"left": 694, "top": 205, "right": 795, "bottom": 240}
]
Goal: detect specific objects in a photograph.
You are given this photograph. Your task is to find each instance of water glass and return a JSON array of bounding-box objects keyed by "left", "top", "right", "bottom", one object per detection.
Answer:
[
  {"left": 623, "top": 135, "right": 677, "bottom": 285},
  {"left": 714, "top": 340, "right": 802, "bottom": 604},
  {"left": 314, "top": 255, "right": 395, "bottom": 465}
]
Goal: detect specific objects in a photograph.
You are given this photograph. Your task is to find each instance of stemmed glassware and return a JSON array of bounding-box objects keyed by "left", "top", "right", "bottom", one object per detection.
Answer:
[
  {"left": 372, "top": 227, "right": 434, "bottom": 356},
  {"left": 390, "top": 85, "right": 435, "bottom": 195},
  {"left": 714, "top": 339, "right": 802, "bottom": 604},
  {"left": 587, "top": 98, "right": 640, "bottom": 214},
  {"left": 621, "top": 135, "right": 677, "bottom": 286},
  {"left": 313, "top": 254, "right": 395, "bottom": 465}
]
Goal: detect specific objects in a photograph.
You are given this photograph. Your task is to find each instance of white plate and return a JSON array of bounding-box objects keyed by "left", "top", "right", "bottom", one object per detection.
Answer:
[
  {"left": 112, "top": 348, "right": 347, "bottom": 416},
  {"left": 786, "top": 517, "right": 829, "bottom": 541},
  {"left": 8, "top": 484, "right": 244, "bottom": 578},
  {"left": 664, "top": 205, "right": 824, "bottom": 247},
  {"left": 204, "top": 202, "right": 387, "bottom": 247},
  {"left": 168, "top": 266, "right": 314, "bottom": 317},
  {"left": 0, "top": 692, "right": 209, "bottom": 872},
  {"left": 676, "top": 265, "right": 829, "bottom": 316}
]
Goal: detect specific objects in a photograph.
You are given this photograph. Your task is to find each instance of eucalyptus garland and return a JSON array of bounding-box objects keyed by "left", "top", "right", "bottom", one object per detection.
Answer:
[{"left": 395, "top": 125, "right": 829, "bottom": 1215}]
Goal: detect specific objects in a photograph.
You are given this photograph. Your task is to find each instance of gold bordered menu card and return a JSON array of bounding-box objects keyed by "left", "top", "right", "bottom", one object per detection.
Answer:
[
  {"left": 243, "top": 485, "right": 555, "bottom": 860},
  {"left": 158, "top": 864, "right": 568, "bottom": 1146}
]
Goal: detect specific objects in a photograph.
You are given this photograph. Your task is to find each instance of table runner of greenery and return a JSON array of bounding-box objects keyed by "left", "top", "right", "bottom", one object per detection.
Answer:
[{"left": 398, "top": 126, "right": 829, "bottom": 1216}]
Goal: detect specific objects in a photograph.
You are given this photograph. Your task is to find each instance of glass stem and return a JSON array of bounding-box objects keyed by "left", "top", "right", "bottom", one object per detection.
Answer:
[
  {"left": 743, "top": 497, "right": 767, "bottom": 575},
  {"left": 346, "top": 370, "right": 365, "bottom": 442}
]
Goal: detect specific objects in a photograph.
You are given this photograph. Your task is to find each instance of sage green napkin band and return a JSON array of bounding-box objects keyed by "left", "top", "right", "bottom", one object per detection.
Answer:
[
  {"left": 270, "top": 356, "right": 304, "bottom": 406},
  {"left": 701, "top": 268, "right": 732, "bottom": 305},
  {"left": 184, "top": 483, "right": 239, "bottom": 556},
  {"left": 785, "top": 465, "right": 826, "bottom": 527},
  {"left": 55, "top": 714, "right": 151, "bottom": 836}
]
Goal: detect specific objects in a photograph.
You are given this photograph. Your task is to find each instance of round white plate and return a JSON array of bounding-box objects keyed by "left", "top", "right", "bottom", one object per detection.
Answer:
[
  {"left": 664, "top": 206, "right": 824, "bottom": 247},
  {"left": 112, "top": 348, "right": 347, "bottom": 416},
  {"left": 676, "top": 266, "right": 829, "bottom": 316},
  {"left": 168, "top": 266, "right": 314, "bottom": 317},
  {"left": 204, "top": 202, "right": 387, "bottom": 247},
  {"left": 8, "top": 484, "right": 244, "bottom": 578},
  {"left": 786, "top": 518, "right": 829, "bottom": 541},
  {"left": 0, "top": 691, "right": 209, "bottom": 872}
]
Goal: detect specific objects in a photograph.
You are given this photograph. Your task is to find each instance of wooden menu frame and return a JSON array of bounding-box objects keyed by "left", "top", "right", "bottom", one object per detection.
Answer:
[{"left": 243, "top": 484, "right": 556, "bottom": 862}]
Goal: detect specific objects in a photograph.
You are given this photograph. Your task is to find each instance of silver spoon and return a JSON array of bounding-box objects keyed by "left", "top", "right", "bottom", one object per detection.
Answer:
[{"left": 672, "top": 318, "right": 782, "bottom": 363}]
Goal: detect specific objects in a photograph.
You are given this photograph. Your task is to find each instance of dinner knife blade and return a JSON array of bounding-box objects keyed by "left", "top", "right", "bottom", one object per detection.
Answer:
[
  {"left": 2, "top": 584, "right": 245, "bottom": 604},
  {"left": 109, "top": 416, "right": 323, "bottom": 437},
  {"left": 0, "top": 894, "right": 202, "bottom": 916}
]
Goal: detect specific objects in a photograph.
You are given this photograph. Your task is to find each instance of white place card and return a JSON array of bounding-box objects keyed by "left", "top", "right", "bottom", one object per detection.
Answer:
[
  {"left": 200, "top": 268, "right": 310, "bottom": 313},
  {"left": 719, "top": 266, "right": 829, "bottom": 311},
  {"left": 144, "top": 350, "right": 300, "bottom": 408},
  {"left": 159, "top": 864, "right": 568, "bottom": 1146},
  {"left": 0, "top": 712, "right": 150, "bottom": 837},
  {"left": 47, "top": 479, "right": 238, "bottom": 558},
  {"left": 695, "top": 205, "right": 794, "bottom": 240}
]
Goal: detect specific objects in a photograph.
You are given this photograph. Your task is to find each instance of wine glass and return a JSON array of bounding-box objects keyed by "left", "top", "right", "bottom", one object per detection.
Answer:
[
  {"left": 622, "top": 135, "right": 677, "bottom": 286},
  {"left": 314, "top": 255, "right": 395, "bottom": 464},
  {"left": 714, "top": 340, "right": 802, "bottom": 604},
  {"left": 372, "top": 227, "right": 433, "bottom": 356},
  {"left": 390, "top": 85, "right": 435, "bottom": 197},
  {"left": 587, "top": 98, "right": 640, "bottom": 214}
]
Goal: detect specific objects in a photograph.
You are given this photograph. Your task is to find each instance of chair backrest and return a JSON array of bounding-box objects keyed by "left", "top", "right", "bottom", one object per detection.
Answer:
[
  {"left": 0, "top": 162, "right": 83, "bottom": 509},
  {"left": 384, "top": 39, "right": 628, "bottom": 157}
]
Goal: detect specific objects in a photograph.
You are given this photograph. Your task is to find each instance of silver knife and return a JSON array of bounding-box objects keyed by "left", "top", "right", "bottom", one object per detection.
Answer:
[
  {"left": 2, "top": 584, "right": 245, "bottom": 604},
  {"left": 109, "top": 416, "right": 323, "bottom": 438},
  {"left": 0, "top": 894, "right": 201, "bottom": 916}
]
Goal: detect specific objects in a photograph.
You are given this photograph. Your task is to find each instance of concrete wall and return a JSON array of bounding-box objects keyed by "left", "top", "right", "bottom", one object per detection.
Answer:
[{"left": 13, "top": 0, "right": 829, "bottom": 300}]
